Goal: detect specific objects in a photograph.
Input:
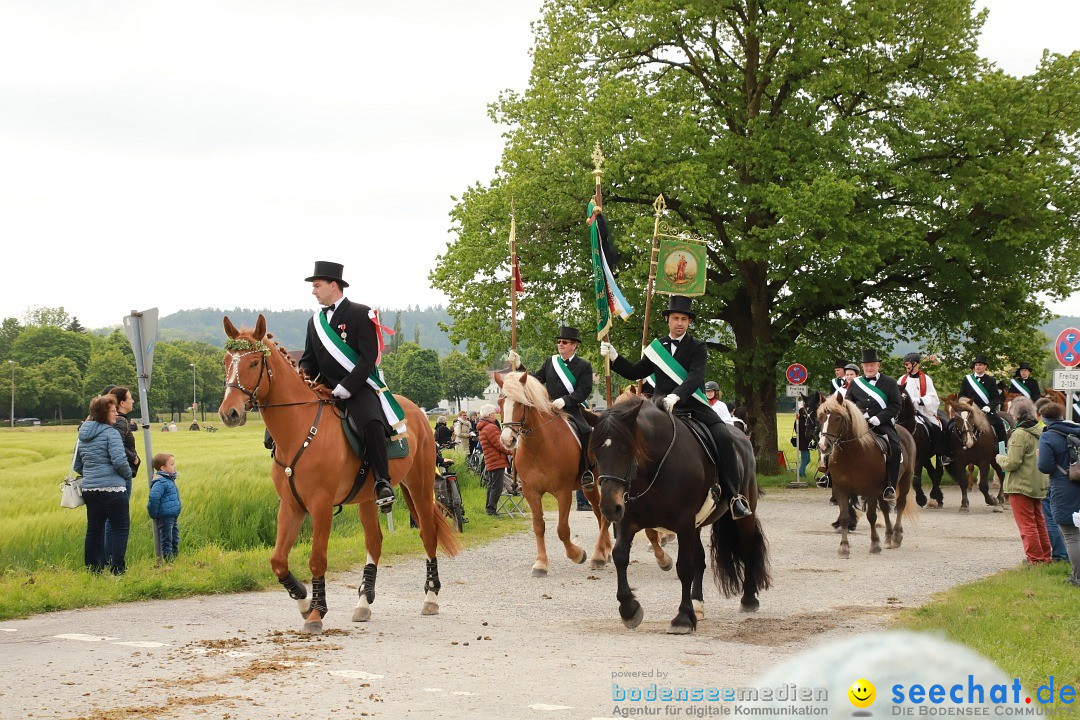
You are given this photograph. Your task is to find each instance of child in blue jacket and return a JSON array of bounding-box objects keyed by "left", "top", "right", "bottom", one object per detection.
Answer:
[{"left": 147, "top": 453, "right": 182, "bottom": 561}]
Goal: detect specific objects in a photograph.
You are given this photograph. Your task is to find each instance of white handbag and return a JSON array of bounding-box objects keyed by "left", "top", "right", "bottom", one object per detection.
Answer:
[{"left": 60, "top": 440, "right": 84, "bottom": 509}]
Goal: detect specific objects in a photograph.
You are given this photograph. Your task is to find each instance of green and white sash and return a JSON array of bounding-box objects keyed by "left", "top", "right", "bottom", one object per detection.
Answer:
[
  {"left": 1010, "top": 378, "right": 1031, "bottom": 398},
  {"left": 853, "top": 376, "right": 888, "bottom": 410},
  {"left": 313, "top": 311, "right": 407, "bottom": 434},
  {"left": 642, "top": 339, "right": 710, "bottom": 408},
  {"left": 551, "top": 355, "right": 584, "bottom": 406},
  {"left": 965, "top": 374, "right": 991, "bottom": 406}
]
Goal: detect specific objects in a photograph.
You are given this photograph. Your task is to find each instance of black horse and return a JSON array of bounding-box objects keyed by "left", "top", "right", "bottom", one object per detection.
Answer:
[
  {"left": 589, "top": 396, "right": 770, "bottom": 634},
  {"left": 897, "top": 389, "right": 946, "bottom": 508}
]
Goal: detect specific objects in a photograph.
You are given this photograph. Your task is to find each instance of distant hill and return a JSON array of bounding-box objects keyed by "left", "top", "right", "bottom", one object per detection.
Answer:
[{"left": 128, "top": 306, "right": 462, "bottom": 355}]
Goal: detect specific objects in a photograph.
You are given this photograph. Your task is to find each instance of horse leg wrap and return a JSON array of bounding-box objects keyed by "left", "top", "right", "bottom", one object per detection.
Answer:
[
  {"left": 358, "top": 563, "right": 377, "bottom": 604},
  {"left": 310, "top": 576, "right": 328, "bottom": 617},
  {"left": 424, "top": 558, "right": 441, "bottom": 595},
  {"left": 279, "top": 572, "right": 307, "bottom": 601}
]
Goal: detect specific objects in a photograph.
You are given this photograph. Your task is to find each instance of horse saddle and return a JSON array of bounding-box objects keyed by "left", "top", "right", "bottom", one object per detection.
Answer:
[
  {"left": 870, "top": 432, "right": 902, "bottom": 464},
  {"left": 676, "top": 414, "right": 721, "bottom": 470},
  {"left": 342, "top": 408, "right": 410, "bottom": 461}
]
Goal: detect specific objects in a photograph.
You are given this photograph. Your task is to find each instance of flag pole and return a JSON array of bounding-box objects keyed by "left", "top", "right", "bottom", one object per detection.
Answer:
[
  {"left": 509, "top": 198, "right": 518, "bottom": 353},
  {"left": 592, "top": 143, "right": 613, "bottom": 408},
  {"left": 638, "top": 194, "right": 665, "bottom": 390}
]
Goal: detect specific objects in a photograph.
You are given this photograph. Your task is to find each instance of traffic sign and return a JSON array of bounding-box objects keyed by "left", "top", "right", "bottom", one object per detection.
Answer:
[
  {"left": 786, "top": 384, "right": 809, "bottom": 397},
  {"left": 785, "top": 363, "right": 808, "bottom": 385},
  {"left": 1053, "top": 370, "right": 1080, "bottom": 391},
  {"left": 1055, "top": 327, "right": 1080, "bottom": 368}
]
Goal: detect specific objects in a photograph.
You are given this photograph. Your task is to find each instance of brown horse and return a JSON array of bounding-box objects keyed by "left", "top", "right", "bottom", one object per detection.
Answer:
[
  {"left": 943, "top": 398, "right": 1005, "bottom": 513},
  {"left": 494, "top": 371, "right": 615, "bottom": 575},
  {"left": 218, "top": 315, "right": 460, "bottom": 633},
  {"left": 816, "top": 394, "right": 916, "bottom": 558}
]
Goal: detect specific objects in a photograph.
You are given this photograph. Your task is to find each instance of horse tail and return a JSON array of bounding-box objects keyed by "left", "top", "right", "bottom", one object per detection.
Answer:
[
  {"left": 398, "top": 482, "right": 463, "bottom": 558},
  {"left": 709, "top": 514, "right": 771, "bottom": 598}
]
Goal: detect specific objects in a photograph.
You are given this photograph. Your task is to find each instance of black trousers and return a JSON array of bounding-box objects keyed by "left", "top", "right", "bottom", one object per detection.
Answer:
[
  {"left": 683, "top": 405, "right": 742, "bottom": 499},
  {"left": 874, "top": 424, "right": 901, "bottom": 487},
  {"left": 363, "top": 420, "right": 390, "bottom": 482}
]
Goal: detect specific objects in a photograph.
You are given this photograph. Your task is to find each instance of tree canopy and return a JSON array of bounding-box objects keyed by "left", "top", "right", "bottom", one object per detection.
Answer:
[{"left": 431, "top": 0, "right": 1079, "bottom": 468}]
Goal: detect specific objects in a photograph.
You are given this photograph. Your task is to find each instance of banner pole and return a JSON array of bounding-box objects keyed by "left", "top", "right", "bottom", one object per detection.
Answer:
[
  {"left": 592, "top": 144, "right": 612, "bottom": 408},
  {"left": 638, "top": 194, "right": 665, "bottom": 390},
  {"left": 510, "top": 198, "right": 518, "bottom": 354}
]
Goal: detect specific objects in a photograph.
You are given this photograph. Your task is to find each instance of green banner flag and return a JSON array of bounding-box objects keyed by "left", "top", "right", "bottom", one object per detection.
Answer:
[{"left": 655, "top": 238, "right": 707, "bottom": 297}]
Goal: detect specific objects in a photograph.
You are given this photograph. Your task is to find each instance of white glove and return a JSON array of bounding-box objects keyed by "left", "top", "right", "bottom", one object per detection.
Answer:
[
  {"left": 599, "top": 341, "right": 618, "bottom": 361},
  {"left": 507, "top": 350, "right": 521, "bottom": 369},
  {"left": 551, "top": 398, "right": 565, "bottom": 410},
  {"left": 332, "top": 384, "right": 352, "bottom": 399},
  {"left": 663, "top": 394, "right": 679, "bottom": 413},
  {"left": 868, "top": 416, "right": 880, "bottom": 427},
  {"left": 982, "top": 406, "right": 991, "bottom": 413}
]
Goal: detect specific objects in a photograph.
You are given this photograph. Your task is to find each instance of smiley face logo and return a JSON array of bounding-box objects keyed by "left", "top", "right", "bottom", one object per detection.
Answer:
[{"left": 848, "top": 679, "right": 876, "bottom": 708}]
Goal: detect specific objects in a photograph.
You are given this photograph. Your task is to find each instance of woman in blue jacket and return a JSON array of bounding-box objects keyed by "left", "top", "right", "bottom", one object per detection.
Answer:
[
  {"left": 1036, "top": 399, "right": 1080, "bottom": 587},
  {"left": 75, "top": 395, "right": 133, "bottom": 574}
]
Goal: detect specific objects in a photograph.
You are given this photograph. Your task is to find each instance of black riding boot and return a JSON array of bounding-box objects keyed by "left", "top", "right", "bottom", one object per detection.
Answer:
[
  {"left": 579, "top": 438, "right": 595, "bottom": 490},
  {"left": 931, "top": 423, "right": 951, "bottom": 465},
  {"left": 712, "top": 423, "right": 752, "bottom": 518},
  {"left": 883, "top": 438, "right": 901, "bottom": 501},
  {"left": 364, "top": 421, "right": 395, "bottom": 512}
]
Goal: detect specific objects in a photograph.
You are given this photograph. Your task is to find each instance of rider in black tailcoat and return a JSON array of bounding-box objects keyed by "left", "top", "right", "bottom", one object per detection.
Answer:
[
  {"left": 600, "top": 296, "right": 752, "bottom": 518},
  {"left": 1010, "top": 362, "right": 1042, "bottom": 401},
  {"left": 844, "top": 349, "right": 903, "bottom": 500},
  {"left": 298, "top": 261, "right": 396, "bottom": 511},
  {"left": 508, "top": 326, "right": 596, "bottom": 487},
  {"left": 958, "top": 354, "right": 1007, "bottom": 448}
]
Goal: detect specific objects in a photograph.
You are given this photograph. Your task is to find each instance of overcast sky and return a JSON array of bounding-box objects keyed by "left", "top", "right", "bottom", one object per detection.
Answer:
[{"left": 0, "top": 0, "right": 1076, "bottom": 330}]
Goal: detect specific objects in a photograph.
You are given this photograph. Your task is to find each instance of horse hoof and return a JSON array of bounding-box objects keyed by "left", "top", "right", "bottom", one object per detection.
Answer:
[
  {"left": 589, "top": 557, "right": 607, "bottom": 570},
  {"left": 622, "top": 605, "right": 644, "bottom": 629},
  {"left": 303, "top": 619, "right": 323, "bottom": 634},
  {"left": 573, "top": 548, "right": 587, "bottom": 565},
  {"left": 838, "top": 547, "right": 850, "bottom": 559},
  {"left": 421, "top": 601, "right": 440, "bottom": 616},
  {"left": 992, "top": 505, "right": 1003, "bottom": 514},
  {"left": 870, "top": 544, "right": 882, "bottom": 554},
  {"left": 832, "top": 524, "right": 843, "bottom": 534},
  {"left": 740, "top": 599, "right": 760, "bottom": 613},
  {"left": 927, "top": 500, "right": 940, "bottom": 509},
  {"left": 352, "top": 605, "right": 371, "bottom": 622},
  {"left": 298, "top": 597, "right": 313, "bottom": 619},
  {"left": 692, "top": 599, "right": 704, "bottom": 620},
  {"left": 531, "top": 567, "right": 548, "bottom": 578},
  {"left": 667, "top": 622, "right": 694, "bottom": 635},
  {"left": 916, "top": 495, "right": 927, "bottom": 508},
  {"left": 958, "top": 506, "right": 970, "bottom": 515}
]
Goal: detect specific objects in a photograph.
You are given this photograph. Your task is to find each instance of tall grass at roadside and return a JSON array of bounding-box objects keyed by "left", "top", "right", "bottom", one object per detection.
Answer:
[{"left": 0, "top": 421, "right": 526, "bottom": 620}]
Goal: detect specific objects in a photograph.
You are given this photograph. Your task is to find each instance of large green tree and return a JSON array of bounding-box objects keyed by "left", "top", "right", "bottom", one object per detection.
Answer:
[
  {"left": 440, "top": 350, "right": 490, "bottom": 410},
  {"left": 10, "top": 326, "right": 93, "bottom": 374},
  {"left": 381, "top": 342, "right": 444, "bottom": 410},
  {"left": 432, "top": 0, "right": 1079, "bottom": 470},
  {"left": 36, "top": 357, "right": 83, "bottom": 423}
]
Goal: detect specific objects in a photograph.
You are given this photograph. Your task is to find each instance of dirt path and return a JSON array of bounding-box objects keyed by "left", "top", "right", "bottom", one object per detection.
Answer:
[{"left": 0, "top": 485, "right": 1022, "bottom": 720}]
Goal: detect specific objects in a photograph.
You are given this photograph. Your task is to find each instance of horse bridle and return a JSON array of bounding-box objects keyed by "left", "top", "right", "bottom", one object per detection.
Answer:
[
  {"left": 225, "top": 349, "right": 273, "bottom": 409},
  {"left": 817, "top": 409, "right": 869, "bottom": 456},
  {"left": 597, "top": 411, "right": 678, "bottom": 503},
  {"left": 500, "top": 399, "right": 566, "bottom": 442},
  {"left": 951, "top": 412, "right": 979, "bottom": 447}
]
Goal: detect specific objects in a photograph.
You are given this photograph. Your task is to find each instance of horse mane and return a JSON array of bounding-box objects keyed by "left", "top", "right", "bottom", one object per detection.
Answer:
[
  {"left": 235, "top": 328, "right": 322, "bottom": 391},
  {"left": 818, "top": 393, "right": 876, "bottom": 453},
  {"left": 592, "top": 395, "right": 650, "bottom": 465},
  {"left": 500, "top": 371, "right": 555, "bottom": 414},
  {"left": 950, "top": 397, "right": 991, "bottom": 434}
]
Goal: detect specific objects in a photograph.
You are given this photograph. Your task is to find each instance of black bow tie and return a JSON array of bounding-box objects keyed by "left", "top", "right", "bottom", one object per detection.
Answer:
[
  {"left": 669, "top": 338, "right": 681, "bottom": 347},
  {"left": 321, "top": 304, "right": 335, "bottom": 315}
]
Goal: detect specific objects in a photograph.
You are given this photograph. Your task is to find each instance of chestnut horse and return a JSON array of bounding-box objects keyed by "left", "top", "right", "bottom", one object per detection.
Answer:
[
  {"left": 494, "top": 371, "right": 614, "bottom": 575},
  {"left": 816, "top": 393, "right": 916, "bottom": 557},
  {"left": 943, "top": 397, "right": 1006, "bottom": 513},
  {"left": 218, "top": 315, "right": 460, "bottom": 633}
]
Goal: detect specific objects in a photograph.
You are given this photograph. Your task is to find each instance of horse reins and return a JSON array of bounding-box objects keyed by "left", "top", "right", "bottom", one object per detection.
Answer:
[
  {"left": 818, "top": 411, "right": 871, "bottom": 455},
  {"left": 597, "top": 411, "right": 678, "bottom": 503}
]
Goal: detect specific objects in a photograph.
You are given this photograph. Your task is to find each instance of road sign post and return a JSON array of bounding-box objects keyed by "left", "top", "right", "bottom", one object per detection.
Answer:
[
  {"left": 123, "top": 308, "right": 161, "bottom": 562},
  {"left": 1054, "top": 328, "right": 1080, "bottom": 423},
  {"left": 784, "top": 364, "right": 809, "bottom": 488}
]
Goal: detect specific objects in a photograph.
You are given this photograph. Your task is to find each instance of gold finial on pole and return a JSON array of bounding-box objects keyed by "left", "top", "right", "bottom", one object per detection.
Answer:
[
  {"left": 653, "top": 193, "right": 666, "bottom": 216},
  {"left": 592, "top": 141, "right": 605, "bottom": 184},
  {"left": 639, "top": 194, "right": 666, "bottom": 368}
]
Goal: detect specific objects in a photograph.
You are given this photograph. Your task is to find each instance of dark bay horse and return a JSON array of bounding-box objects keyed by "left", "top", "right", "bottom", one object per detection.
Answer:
[
  {"left": 816, "top": 394, "right": 916, "bottom": 557},
  {"left": 218, "top": 315, "right": 461, "bottom": 633},
  {"left": 943, "top": 397, "right": 1006, "bottom": 513},
  {"left": 897, "top": 389, "right": 945, "bottom": 508},
  {"left": 589, "top": 396, "right": 770, "bottom": 634}
]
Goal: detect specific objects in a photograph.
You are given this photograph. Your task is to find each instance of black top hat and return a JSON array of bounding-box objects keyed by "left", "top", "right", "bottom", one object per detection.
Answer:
[
  {"left": 861, "top": 349, "right": 880, "bottom": 364},
  {"left": 971, "top": 354, "right": 989, "bottom": 368},
  {"left": 661, "top": 295, "right": 696, "bottom": 321},
  {"left": 834, "top": 358, "right": 848, "bottom": 369},
  {"left": 555, "top": 326, "right": 581, "bottom": 343},
  {"left": 1017, "top": 361, "right": 1032, "bottom": 371},
  {"left": 902, "top": 352, "right": 921, "bottom": 364},
  {"left": 304, "top": 260, "right": 349, "bottom": 288}
]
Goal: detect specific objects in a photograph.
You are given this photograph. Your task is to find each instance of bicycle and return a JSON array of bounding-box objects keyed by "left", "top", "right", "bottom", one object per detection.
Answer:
[{"left": 434, "top": 447, "right": 466, "bottom": 533}]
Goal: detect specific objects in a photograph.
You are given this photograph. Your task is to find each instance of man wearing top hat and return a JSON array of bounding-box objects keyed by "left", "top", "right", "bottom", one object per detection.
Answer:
[
  {"left": 845, "top": 349, "right": 903, "bottom": 500},
  {"left": 830, "top": 359, "right": 848, "bottom": 395},
  {"left": 599, "top": 295, "right": 752, "bottom": 518},
  {"left": 1010, "top": 362, "right": 1042, "bottom": 401},
  {"left": 507, "top": 326, "right": 597, "bottom": 488},
  {"left": 958, "top": 354, "right": 1007, "bottom": 452},
  {"left": 298, "top": 261, "right": 396, "bottom": 511}
]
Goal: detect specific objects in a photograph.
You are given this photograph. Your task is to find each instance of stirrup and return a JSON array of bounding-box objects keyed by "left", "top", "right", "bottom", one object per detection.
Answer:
[
  {"left": 940, "top": 455, "right": 952, "bottom": 466},
  {"left": 816, "top": 474, "right": 831, "bottom": 488},
  {"left": 374, "top": 481, "right": 395, "bottom": 512},
  {"left": 579, "top": 469, "right": 595, "bottom": 491},
  {"left": 730, "top": 495, "right": 752, "bottom": 518}
]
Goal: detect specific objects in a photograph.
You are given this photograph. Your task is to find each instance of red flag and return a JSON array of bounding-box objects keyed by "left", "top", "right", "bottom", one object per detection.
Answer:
[{"left": 513, "top": 255, "right": 524, "bottom": 292}]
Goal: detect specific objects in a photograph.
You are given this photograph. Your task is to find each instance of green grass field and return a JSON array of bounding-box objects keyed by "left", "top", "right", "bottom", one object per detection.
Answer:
[{"left": 0, "top": 419, "right": 527, "bottom": 620}]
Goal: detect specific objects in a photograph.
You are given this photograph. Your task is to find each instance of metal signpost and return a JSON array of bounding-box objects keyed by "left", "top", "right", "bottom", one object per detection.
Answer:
[
  {"left": 785, "top": 363, "right": 809, "bottom": 488},
  {"left": 123, "top": 308, "right": 161, "bottom": 561},
  {"left": 1054, "top": 327, "right": 1080, "bottom": 422}
]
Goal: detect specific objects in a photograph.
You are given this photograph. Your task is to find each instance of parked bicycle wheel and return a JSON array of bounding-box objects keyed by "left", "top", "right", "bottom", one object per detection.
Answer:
[{"left": 447, "top": 479, "right": 465, "bottom": 533}]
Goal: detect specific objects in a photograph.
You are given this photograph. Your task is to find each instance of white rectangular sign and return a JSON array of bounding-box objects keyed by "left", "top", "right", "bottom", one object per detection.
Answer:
[
  {"left": 786, "top": 384, "right": 809, "bottom": 397},
  {"left": 1053, "top": 370, "right": 1080, "bottom": 391}
]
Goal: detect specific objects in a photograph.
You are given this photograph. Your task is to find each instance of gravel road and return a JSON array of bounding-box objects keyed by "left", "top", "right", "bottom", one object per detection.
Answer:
[{"left": 1, "top": 484, "right": 1024, "bottom": 720}]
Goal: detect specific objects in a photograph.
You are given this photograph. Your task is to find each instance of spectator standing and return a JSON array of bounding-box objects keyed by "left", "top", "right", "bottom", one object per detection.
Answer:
[
  {"left": 147, "top": 453, "right": 182, "bottom": 561},
  {"left": 75, "top": 395, "right": 133, "bottom": 574},
  {"left": 452, "top": 411, "right": 471, "bottom": 448},
  {"left": 793, "top": 398, "right": 816, "bottom": 480},
  {"left": 477, "top": 404, "right": 510, "bottom": 516},
  {"left": 1036, "top": 399, "right": 1080, "bottom": 586},
  {"left": 468, "top": 412, "right": 480, "bottom": 454},
  {"left": 434, "top": 415, "right": 453, "bottom": 446},
  {"left": 105, "top": 387, "right": 140, "bottom": 553},
  {"left": 995, "top": 398, "right": 1050, "bottom": 565}
]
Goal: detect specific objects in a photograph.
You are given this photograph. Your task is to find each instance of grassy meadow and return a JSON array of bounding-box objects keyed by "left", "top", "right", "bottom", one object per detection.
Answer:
[{"left": 0, "top": 418, "right": 528, "bottom": 620}]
